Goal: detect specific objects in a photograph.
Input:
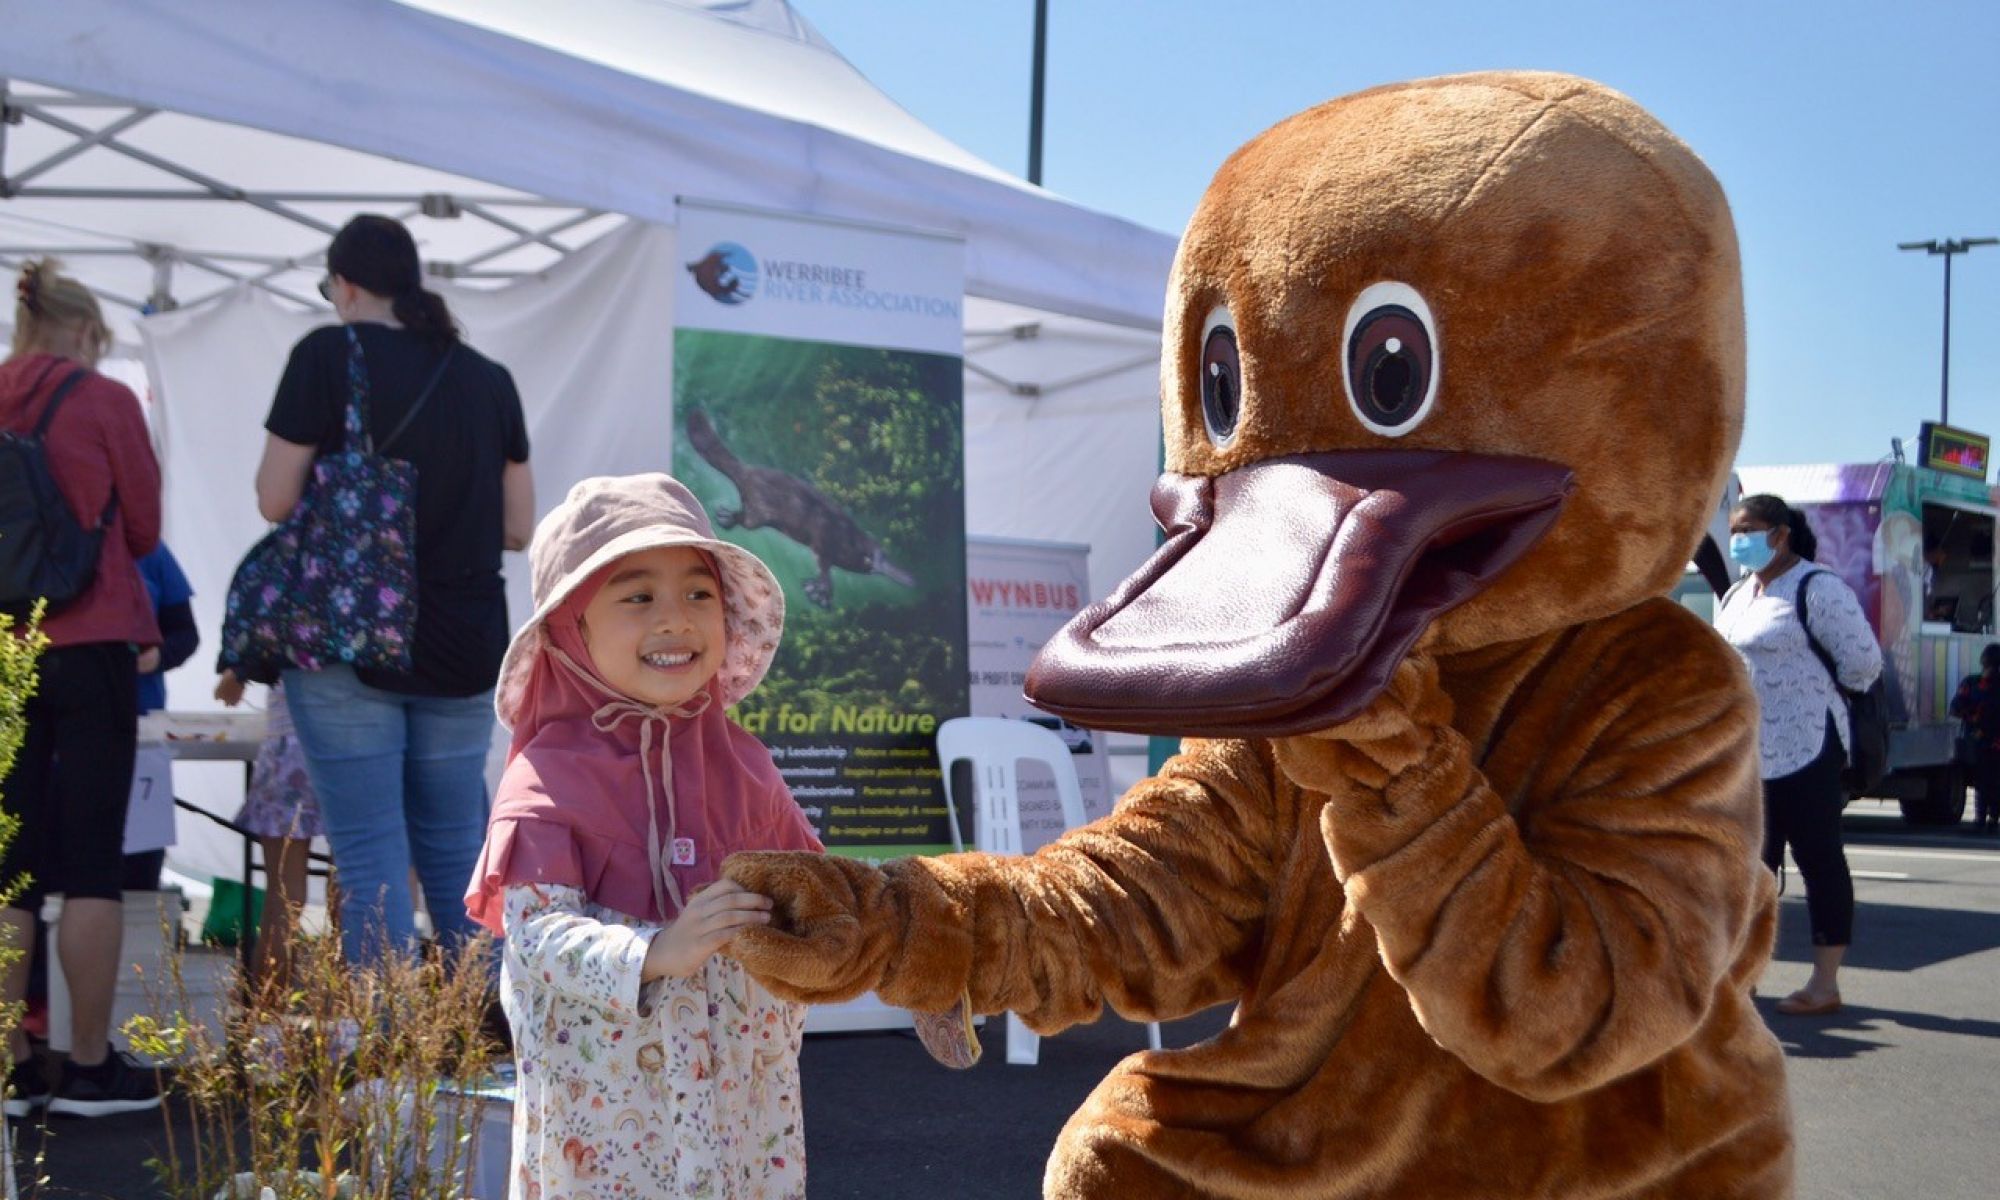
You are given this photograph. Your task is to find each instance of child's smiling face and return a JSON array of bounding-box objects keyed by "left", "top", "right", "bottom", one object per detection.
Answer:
[{"left": 579, "top": 546, "right": 727, "bottom": 709}]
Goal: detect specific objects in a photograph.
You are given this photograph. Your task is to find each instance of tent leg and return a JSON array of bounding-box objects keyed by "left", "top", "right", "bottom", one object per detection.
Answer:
[{"left": 146, "top": 249, "right": 177, "bottom": 313}]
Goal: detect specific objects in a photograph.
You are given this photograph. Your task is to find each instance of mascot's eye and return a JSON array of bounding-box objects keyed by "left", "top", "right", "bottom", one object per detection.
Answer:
[
  {"left": 1199, "top": 306, "right": 1241, "bottom": 446},
  {"left": 1341, "top": 281, "right": 1439, "bottom": 436}
]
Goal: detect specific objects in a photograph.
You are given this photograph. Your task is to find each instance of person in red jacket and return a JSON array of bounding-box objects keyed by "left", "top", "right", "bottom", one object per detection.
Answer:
[{"left": 0, "top": 258, "right": 163, "bottom": 1118}]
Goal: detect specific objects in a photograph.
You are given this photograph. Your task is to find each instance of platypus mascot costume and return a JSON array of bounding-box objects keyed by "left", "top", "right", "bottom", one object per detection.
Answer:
[{"left": 726, "top": 70, "right": 1792, "bottom": 1198}]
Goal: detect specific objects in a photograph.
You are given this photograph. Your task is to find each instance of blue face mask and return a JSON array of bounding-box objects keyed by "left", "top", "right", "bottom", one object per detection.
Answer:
[{"left": 1729, "top": 530, "right": 1777, "bottom": 572}]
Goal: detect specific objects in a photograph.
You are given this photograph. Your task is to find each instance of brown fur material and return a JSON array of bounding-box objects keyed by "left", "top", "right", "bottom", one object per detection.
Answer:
[{"left": 726, "top": 70, "right": 1789, "bottom": 1197}]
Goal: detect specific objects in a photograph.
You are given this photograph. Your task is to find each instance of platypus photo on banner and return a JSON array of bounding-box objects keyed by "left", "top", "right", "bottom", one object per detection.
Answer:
[
  {"left": 683, "top": 407, "right": 915, "bottom": 609},
  {"left": 686, "top": 250, "right": 749, "bottom": 303}
]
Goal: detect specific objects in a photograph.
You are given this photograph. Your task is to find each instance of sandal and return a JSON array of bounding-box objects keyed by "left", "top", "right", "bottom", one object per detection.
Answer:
[{"left": 1773, "top": 989, "right": 1841, "bottom": 1016}]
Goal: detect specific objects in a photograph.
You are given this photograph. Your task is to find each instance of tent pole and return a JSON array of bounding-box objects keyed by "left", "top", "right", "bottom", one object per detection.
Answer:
[
  {"left": 456, "top": 210, "right": 601, "bottom": 271},
  {"left": 12, "top": 101, "right": 339, "bottom": 236},
  {"left": 145, "top": 248, "right": 178, "bottom": 313},
  {"left": 1028, "top": 0, "right": 1048, "bottom": 185},
  {"left": 457, "top": 201, "right": 574, "bottom": 255},
  {"left": 5, "top": 109, "right": 154, "bottom": 192},
  {"left": 10, "top": 186, "right": 580, "bottom": 207}
]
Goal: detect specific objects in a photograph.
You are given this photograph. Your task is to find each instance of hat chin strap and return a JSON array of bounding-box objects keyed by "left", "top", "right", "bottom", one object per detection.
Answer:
[{"left": 548, "top": 645, "right": 713, "bottom": 919}]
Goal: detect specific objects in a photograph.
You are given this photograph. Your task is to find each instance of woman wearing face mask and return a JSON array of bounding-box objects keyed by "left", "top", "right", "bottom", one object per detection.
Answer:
[{"left": 1715, "top": 493, "right": 1882, "bottom": 1015}]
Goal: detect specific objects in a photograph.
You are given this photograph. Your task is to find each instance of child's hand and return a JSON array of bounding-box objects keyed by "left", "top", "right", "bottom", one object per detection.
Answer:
[
  {"left": 642, "top": 879, "right": 773, "bottom": 981},
  {"left": 137, "top": 646, "right": 162, "bottom": 673},
  {"left": 214, "top": 670, "right": 246, "bottom": 707},
  {"left": 720, "top": 852, "right": 901, "bottom": 1006}
]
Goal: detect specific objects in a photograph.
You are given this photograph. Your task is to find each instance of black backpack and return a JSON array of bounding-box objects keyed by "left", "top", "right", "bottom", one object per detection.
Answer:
[
  {"left": 0, "top": 364, "right": 119, "bottom": 618},
  {"left": 1796, "top": 569, "right": 1890, "bottom": 793}
]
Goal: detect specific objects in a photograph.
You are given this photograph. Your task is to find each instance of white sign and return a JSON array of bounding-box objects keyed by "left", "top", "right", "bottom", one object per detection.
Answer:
[
  {"left": 966, "top": 536, "right": 1113, "bottom": 853},
  {"left": 122, "top": 744, "right": 177, "bottom": 856},
  {"left": 676, "top": 200, "right": 964, "bottom": 357}
]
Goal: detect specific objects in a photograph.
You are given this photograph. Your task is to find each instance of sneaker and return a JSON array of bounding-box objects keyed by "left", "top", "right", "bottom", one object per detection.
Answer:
[
  {"left": 46, "top": 1051, "right": 162, "bottom": 1118},
  {"left": 3, "top": 1060, "right": 50, "bottom": 1119}
]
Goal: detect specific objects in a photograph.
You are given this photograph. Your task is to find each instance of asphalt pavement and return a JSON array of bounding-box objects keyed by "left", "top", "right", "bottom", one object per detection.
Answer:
[
  {"left": 1763, "top": 801, "right": 2000, "bottom": 1200},
  {"left": 14, "top": 801, "right": 2000, "bottom": 1198}
]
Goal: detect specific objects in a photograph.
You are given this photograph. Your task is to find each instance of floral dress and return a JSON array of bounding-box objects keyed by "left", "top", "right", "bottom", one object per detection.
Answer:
[
  {"left": 232, "top": 683, "right": 324, "bottom": 839},
  {"left": 501, "top": 883, "right": 807, "bottom": 1200}
]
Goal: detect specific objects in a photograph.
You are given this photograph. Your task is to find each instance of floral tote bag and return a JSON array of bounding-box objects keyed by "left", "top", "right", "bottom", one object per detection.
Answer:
[{"left": 219, "top": 329, "right": 450, "bottom": 680}]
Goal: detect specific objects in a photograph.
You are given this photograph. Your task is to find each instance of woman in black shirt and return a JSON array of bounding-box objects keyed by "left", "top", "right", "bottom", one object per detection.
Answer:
[{"left": 254, "top": 214, "right": 533, "bottom": 964}]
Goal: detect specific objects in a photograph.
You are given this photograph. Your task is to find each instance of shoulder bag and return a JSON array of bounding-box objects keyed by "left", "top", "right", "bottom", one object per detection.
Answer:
[
  {"left": 1796, "top": 569, "right": 1890, "bottom": 792},
  {"left": 219, "top": 330, "right": 452, "bottom": 680}
]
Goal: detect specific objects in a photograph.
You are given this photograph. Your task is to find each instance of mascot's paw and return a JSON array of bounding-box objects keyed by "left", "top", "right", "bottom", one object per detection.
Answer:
[
  {"left": 721, "top": 851, "right": 887, "bottom": 1005},
  {"left": 803, "top": 577, "right": 834, "bottom": 609},
  {"left": 1273, "top": 652, "right": 1452, "bottom": 791}
]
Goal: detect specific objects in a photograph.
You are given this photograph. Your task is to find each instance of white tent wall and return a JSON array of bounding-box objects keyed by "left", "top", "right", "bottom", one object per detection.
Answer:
[
  {"left": 141, "top": 223, "right": 1166, "bottom": 887},
  {"left": 960, "top": 298, "right": 1163, "bottom": 603}
]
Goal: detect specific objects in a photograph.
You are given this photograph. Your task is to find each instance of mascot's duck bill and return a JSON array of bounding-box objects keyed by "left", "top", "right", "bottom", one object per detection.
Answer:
[{"left": 728, "top": 70, "right": 1791, "bottom": 1199}]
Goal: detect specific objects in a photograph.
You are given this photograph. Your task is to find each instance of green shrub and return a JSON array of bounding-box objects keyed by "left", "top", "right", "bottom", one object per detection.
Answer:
[{"left": 0, "top": 605, "right": 48, "bottom": 1061}]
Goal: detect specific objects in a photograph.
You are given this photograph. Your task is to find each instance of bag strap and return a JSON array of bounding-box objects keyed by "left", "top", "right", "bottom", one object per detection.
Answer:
[
  {"left": 342, "top": 326, "right": 372, "bottom": 452},
  {"left": 1794, "top": 569, "right": 1848, "bottom": 697},
  {"left": 23, "top": 366, "right": 119, "bottom": 531},
  {"left": 378, "top": 346, "right": 455, "bottom": 456},
  {"left": 29, "top": 367, "right": 89, "bottom": 441}
]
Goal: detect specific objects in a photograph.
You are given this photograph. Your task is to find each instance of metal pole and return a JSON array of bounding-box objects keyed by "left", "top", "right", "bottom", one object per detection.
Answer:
[
  {"left": 1028, "top": 0, "right": 1048, "bottom": 185},
  {"left": 0, "top": 79, "right": 11, "bottom": 191},
  {"left": 1941, "top": 249, "right": 1953, "bottom": 426},
  {"left": 1901, "top": 237, "right": 1995, "bottom": 427}
]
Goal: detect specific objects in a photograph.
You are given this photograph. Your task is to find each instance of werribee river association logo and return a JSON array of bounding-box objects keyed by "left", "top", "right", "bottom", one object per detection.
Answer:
[
  {"left": 686, "top": 243, "right": 759, "bottom": 305},
  {"left": 686, "top": 238, "right": 960, "bottom": 320}
]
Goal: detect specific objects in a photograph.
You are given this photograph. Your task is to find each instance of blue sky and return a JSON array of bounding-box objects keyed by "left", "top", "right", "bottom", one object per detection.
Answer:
[{"left": 799, "top": 0, "right": 2000, "bottom": 471}]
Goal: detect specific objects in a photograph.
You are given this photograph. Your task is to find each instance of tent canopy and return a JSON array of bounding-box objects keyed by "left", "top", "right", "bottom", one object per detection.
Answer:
[
  {"left": 0, "top": 0, "right": 1176, "bottom": 331},
  {"left": 0, "top": 0, "right": 1174, "bottom": 624}
]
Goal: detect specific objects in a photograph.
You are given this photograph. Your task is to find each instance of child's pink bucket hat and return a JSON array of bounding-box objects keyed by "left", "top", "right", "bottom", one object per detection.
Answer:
[{"left": 495, "top": 473, "right": 785, "bottom": 727}]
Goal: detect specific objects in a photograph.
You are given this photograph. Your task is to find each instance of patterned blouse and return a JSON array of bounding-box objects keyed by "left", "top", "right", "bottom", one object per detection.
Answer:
[
  {"left": 500, "top": 883, "right": 807, "bottom": 1200},
  {"left": 1716, "top": 561, "right": 1883, "bottom": 779}
]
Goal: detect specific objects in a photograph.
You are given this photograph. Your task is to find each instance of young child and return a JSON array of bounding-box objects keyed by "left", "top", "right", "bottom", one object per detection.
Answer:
[
  {"left": 215, "top": 671, "right": 324, "bottom": 992},
  {"left": 466, "top": 473, "right": 820, "bottom": 1200}
]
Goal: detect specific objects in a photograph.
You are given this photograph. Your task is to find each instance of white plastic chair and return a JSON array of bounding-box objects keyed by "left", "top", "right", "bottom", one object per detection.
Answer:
[{"left": 935, "top": 716, "right": 1163, "bottom": 1065}]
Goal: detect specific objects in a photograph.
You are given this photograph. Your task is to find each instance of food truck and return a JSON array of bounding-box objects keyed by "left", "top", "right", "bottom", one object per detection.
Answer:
[{"left": 1737, "top": 424, "right": 1997, "bottom": 825}]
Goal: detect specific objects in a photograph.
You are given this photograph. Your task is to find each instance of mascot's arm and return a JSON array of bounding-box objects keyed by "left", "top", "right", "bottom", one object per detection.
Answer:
[
  {"left": 1273, "top": 631, "right": 1762, "bottom": 1102},
  {"left": 724, "top": 739, "right": 1276, "bottom": 1032}
]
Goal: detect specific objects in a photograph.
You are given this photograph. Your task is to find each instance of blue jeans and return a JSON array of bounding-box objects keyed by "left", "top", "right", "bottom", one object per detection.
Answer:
[{"left": 283, "top": 667, "right": 493, "bottom": 963}]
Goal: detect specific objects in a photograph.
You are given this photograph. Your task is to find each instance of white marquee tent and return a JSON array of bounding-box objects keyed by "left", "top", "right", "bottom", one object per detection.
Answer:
[{"left": 0, "top": 0, "right": 1177, "bottom": 887}]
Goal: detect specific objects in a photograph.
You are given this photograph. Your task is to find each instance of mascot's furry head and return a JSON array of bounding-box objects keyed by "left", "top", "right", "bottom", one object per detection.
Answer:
[{"left": 1030, "top": 72, "right": 1742, "bottom": 736}]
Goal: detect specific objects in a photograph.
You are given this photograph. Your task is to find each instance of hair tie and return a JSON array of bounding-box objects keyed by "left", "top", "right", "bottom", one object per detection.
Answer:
[{"left": 16, "top": 264, "right": 43, "bottom": 315}]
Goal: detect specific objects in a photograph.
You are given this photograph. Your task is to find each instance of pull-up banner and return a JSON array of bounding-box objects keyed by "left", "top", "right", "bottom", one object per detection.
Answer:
[
  {"left": 966, "top": 536, "right": 1115, "bottom": 853},
  {"left": 673, "top": 200, "right": 968, "bottom": 864}
]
